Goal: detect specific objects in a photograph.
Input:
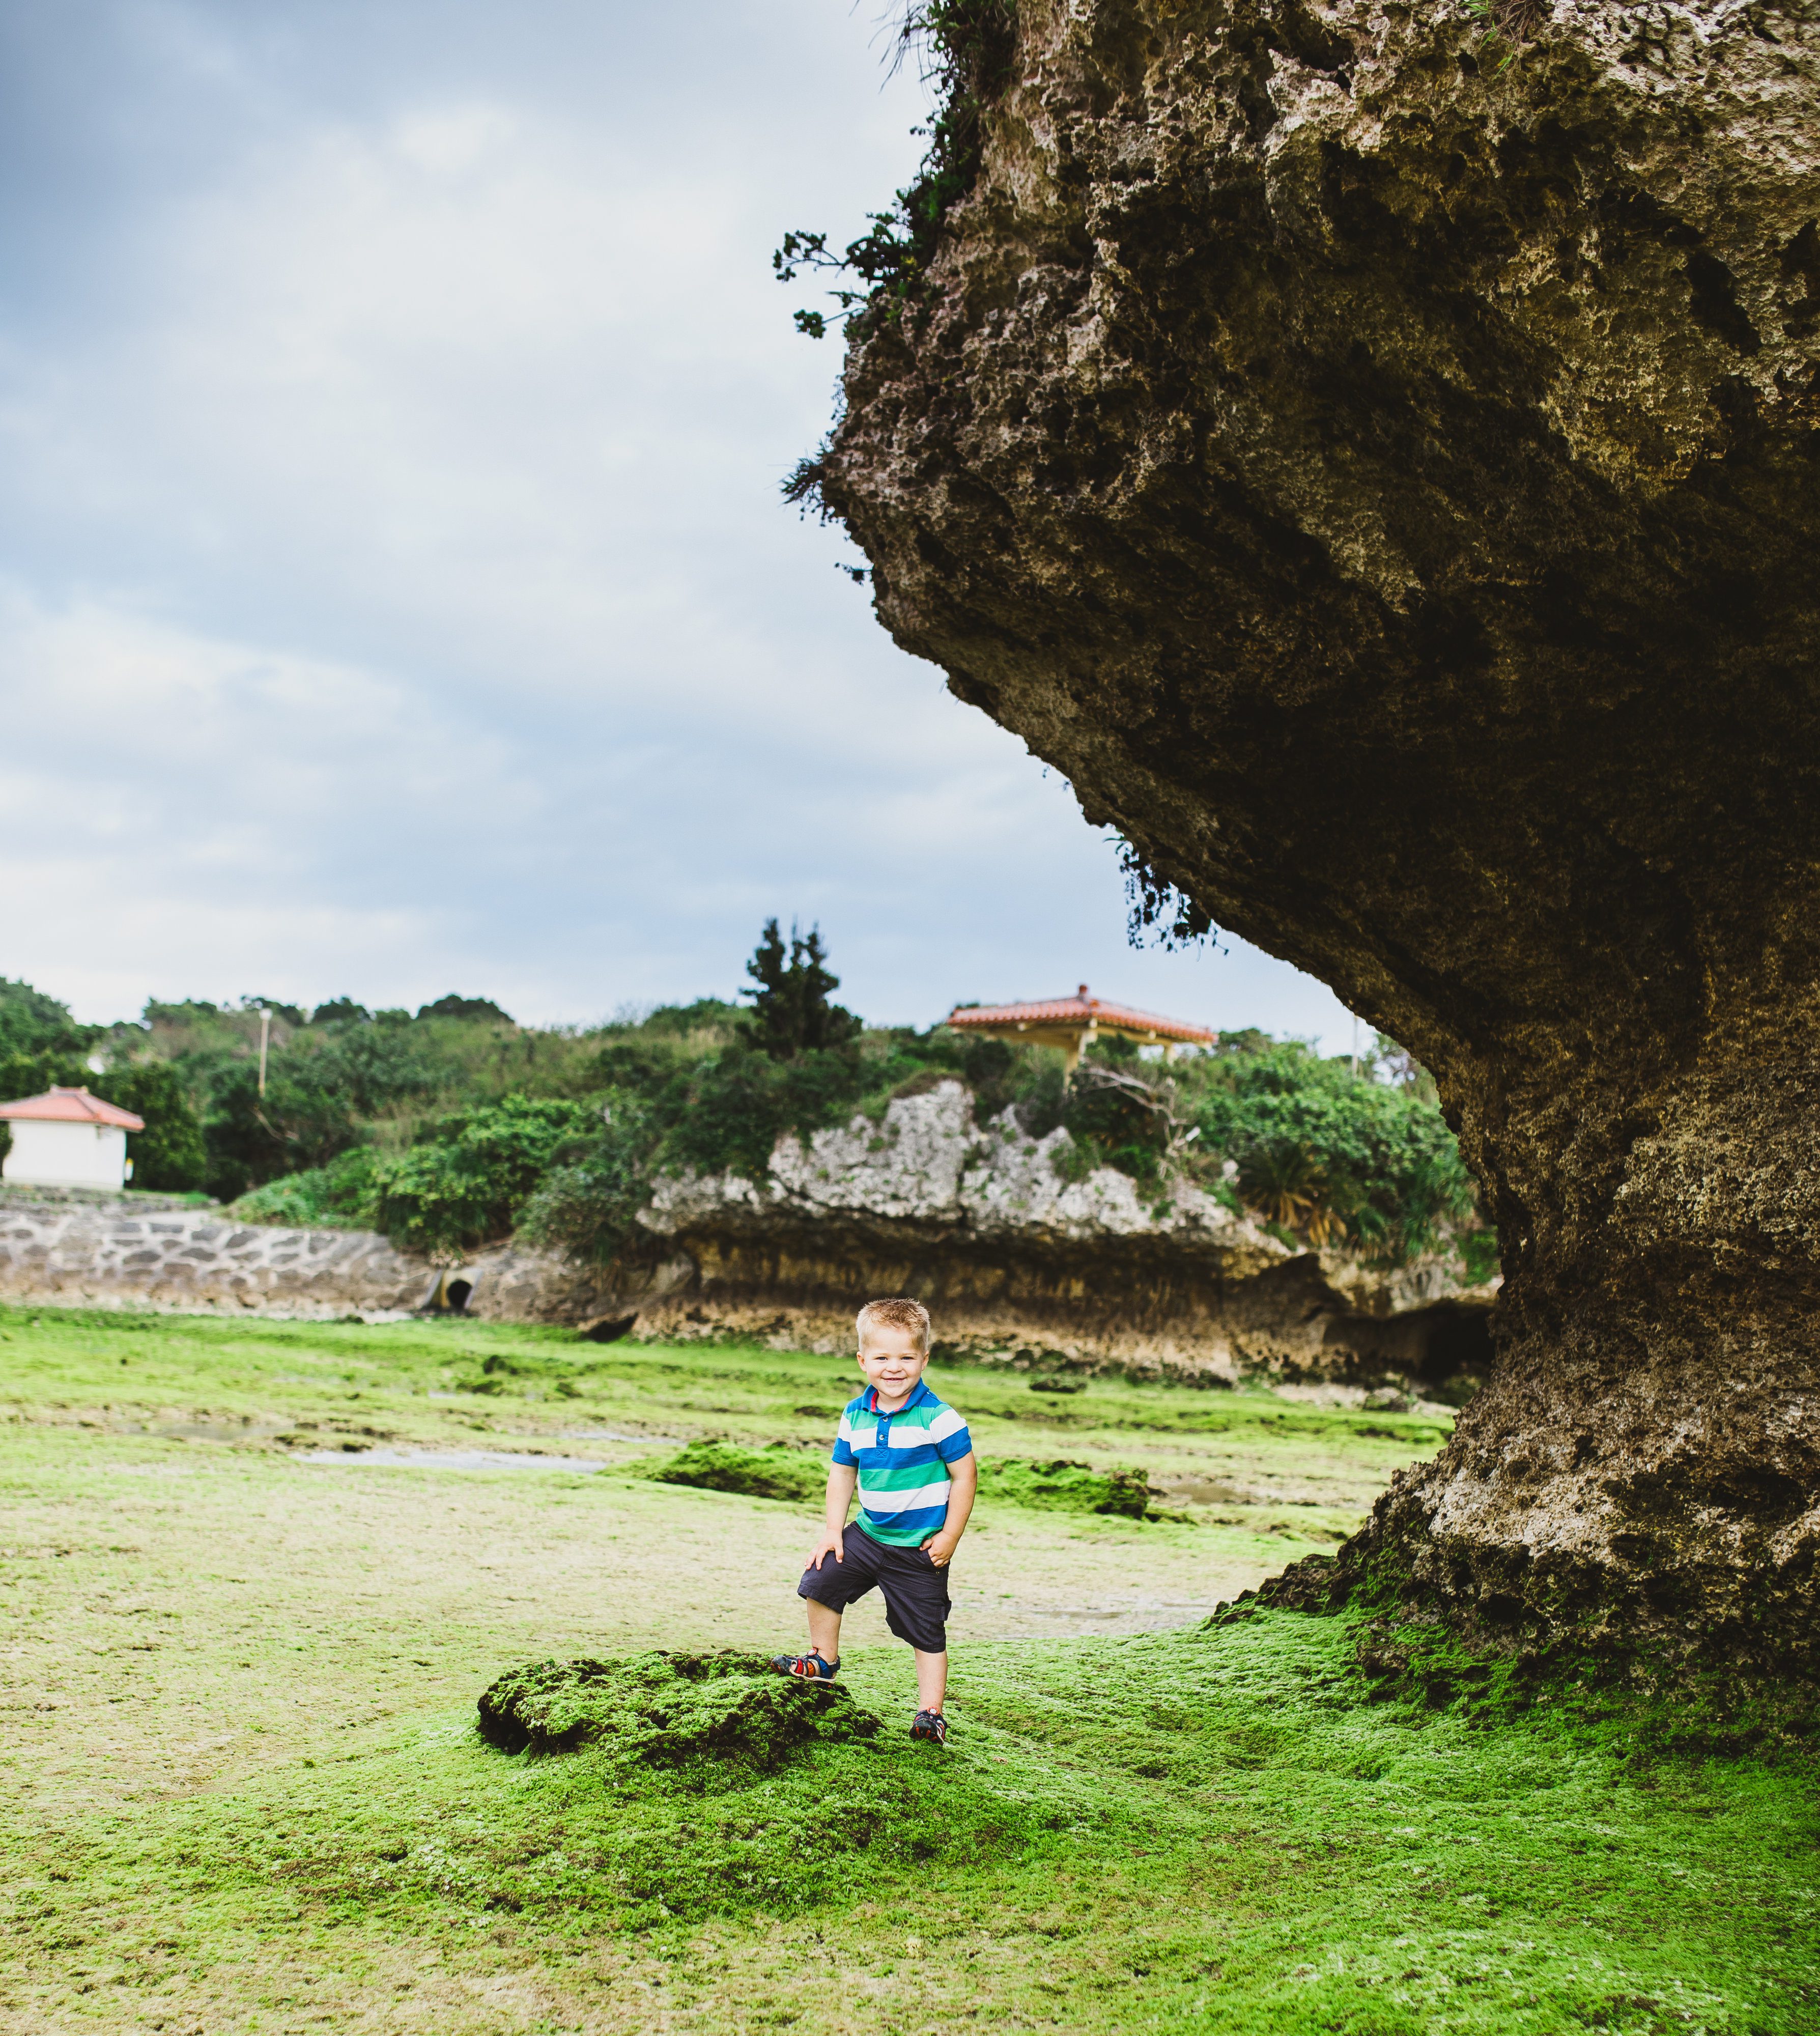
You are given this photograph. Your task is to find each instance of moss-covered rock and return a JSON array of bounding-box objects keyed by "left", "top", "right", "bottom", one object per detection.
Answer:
[
  {"left": 653, "top": 1440, "right": 1156, "bottom": 1519},
  {"left": 978, "top": 1457, "right": 1155, "bottom": 1519},
  {"left": 652, "top": 1440, "right": 827, "bottom": 1504},
  {"left": 476, "top": 1650, "right": 878, "bottom": 1768}
]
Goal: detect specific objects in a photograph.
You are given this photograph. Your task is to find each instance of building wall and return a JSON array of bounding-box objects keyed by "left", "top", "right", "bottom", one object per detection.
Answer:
[{"left": 3, "top": 1120, "right": 128, "bottom": 1189}]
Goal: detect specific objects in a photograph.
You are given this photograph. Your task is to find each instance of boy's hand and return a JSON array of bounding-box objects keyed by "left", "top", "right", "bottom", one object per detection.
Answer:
[
  {"left": 922, "top": 1528, "right": 961, "bottom": 1568},
  {"left": 806, "top": 1527, "right": 845, "bottom": 1569}
]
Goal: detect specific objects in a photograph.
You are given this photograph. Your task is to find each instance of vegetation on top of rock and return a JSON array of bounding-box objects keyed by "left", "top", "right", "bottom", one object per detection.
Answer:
[
  {"left": 775, "top": 2, "right": 1017, "bottom": 349},
  {"left": 476, "top": 1650, "right": 878, "bottom": 1769}
]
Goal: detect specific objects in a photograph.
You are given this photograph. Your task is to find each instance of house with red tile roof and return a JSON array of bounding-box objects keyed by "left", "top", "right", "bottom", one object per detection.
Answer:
[
  {"left": 945, "top": 985, "right": 1217, "bottom": 1078},
  {"left": 0, "top": 1086, "right": 145, "bottom": 1191}
]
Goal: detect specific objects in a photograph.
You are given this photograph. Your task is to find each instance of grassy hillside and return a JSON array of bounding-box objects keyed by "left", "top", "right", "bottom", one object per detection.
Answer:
[{"left": 0, "top": 1307, "right": 1809, "bottom": 2032}]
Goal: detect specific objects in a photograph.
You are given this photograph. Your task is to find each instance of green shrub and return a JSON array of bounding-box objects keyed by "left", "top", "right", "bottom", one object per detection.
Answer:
[
  {"left": 231, "top": 1147, "right": 384, "bottom": 1229},
  {"left": 92, "top": 1062, "right": 209, "bottom": 1193},
  {"left": 1186, "top": 1040, "right": 1475, "bottom": 1262},
  {"left": 516, "top": 1093, "right": 658, "bottom": 1267},
  {"left": 665, "top": 1044, "right": 870, "bottom": 1179},
  {"left": 373, "top": 1095, "right": 600, "bottom": 1255}
]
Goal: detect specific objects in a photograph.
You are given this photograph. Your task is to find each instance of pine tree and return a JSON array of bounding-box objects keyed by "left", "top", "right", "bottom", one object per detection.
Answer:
[{"left": 741, "top": 919, "right": 862, "bottom": 1059}]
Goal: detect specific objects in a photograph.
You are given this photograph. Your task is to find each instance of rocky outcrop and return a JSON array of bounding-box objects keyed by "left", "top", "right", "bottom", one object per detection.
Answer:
[
  {"left": 820, "top": 2, "right": 1820, "bottom": 1679},
  {"left": 0, "top": 1192, "right": 431, "bottom": 1315},
  {"left": 615, "top": 1081, "right": 1491, "bottom": 1386},
  {"left": 0, "top": 1098, "right": 1492, "bottom": 1394}
]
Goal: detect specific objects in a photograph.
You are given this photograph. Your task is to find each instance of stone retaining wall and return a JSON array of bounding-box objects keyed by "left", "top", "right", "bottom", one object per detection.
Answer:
[{"left": 0, "top": 1196, "right": 433, "bottom": 1316}]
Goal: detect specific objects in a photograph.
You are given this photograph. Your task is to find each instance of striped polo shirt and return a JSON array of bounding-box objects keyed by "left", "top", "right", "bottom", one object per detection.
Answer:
[{"left": 832, "top": 1379, "right": 973, "bottom": 1547}]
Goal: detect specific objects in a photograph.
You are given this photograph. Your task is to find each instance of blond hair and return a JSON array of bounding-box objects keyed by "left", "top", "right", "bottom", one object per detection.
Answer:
[{"left": 856, "top": 1296, "right": 931, "bottom": 1355}]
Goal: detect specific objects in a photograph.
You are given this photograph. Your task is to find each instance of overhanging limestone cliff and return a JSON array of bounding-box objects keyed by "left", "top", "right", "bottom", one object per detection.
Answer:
[{"left": 819, "top": 1, "right": 1820, "bottom": 1680}]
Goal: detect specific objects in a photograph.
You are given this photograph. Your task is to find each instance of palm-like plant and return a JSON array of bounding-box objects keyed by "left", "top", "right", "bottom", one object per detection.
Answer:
[{"left": 1238, "top": 1141, "right": 1333, "bottom": 1240}]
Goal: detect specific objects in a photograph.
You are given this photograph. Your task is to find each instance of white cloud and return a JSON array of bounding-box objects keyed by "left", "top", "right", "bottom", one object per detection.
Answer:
[{"left": 0, "top": 0, "right": 1363, "bottom": 1052}]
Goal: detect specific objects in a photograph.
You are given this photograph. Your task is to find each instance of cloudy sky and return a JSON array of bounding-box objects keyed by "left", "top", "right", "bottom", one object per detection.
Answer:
[{"left": 0, "top": 0, "right": 1360, "bottom": 1048}]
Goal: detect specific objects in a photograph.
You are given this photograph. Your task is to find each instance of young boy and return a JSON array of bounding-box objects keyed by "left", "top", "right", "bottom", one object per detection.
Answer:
[{"left": 770, "top": 1297, "right": 977, "bottom": 1745}]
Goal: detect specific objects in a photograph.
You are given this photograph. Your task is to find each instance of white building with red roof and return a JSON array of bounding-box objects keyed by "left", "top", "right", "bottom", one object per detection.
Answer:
[
  {"left": 946, "top": 984, "right": 1218, "bottom": 1077},
  {"left": 0, "top": 1086, "right": 145, "bottom": 1191}
]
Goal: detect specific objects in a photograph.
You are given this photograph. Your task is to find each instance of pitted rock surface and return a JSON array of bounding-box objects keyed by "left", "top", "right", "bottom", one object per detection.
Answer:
[
  {"left": 649, "top": 1080, "right": 1268, "bottom": 1245},
  {"left": 820, "top": 1, "right": 1820, "bottom": 1676}
]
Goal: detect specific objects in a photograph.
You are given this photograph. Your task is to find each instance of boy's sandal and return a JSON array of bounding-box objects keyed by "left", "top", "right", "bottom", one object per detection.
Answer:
[
  {"left": 909, "top": 1709, "right": 948, "bottom": 1745},
  {"left": 769, "top": 1651, "right": 839, "bottom": 1681}
]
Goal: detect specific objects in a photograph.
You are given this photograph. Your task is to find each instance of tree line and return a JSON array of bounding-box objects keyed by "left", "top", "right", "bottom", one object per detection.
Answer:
[{"left": 0, "top": 922, "right": 1489, "bottom": 1278}]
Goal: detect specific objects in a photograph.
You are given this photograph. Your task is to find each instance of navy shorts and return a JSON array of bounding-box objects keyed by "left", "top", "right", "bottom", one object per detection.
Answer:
[{"left": 798, "top": 1521, "right": 952, "bottom": 1653}]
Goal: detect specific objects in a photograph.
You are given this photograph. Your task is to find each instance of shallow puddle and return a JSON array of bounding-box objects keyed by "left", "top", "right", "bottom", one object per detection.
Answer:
[{"left": 297, "top": 1446, "right": 612, "bottom": 1473}]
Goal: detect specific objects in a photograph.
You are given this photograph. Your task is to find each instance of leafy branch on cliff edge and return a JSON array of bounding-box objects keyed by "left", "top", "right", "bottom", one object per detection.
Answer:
[
  {"left": 775, "top": 3, "right": 1015, "bottom": 348},
  {"left": 1117, "top": 835, "right": 1218, "bottom": 951}
]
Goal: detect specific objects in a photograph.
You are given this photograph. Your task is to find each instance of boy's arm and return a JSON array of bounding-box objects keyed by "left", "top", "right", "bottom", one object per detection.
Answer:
[
  {"left": 923, "top": 1450, "right": 977, "bottom": 1567},
  {"left": 807, "top": 1462, "right": 858, "bottom": 1568}
]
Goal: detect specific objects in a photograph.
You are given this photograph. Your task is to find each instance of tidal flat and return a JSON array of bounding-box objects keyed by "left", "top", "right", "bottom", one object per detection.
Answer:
[{"left": 0, "top": 1305, "right": 1813, "bottom": 2032}]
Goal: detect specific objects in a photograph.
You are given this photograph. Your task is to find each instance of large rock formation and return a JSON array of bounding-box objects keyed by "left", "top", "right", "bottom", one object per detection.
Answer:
[
  {"left": 0, "top": 1100, "right": 1491, "bottom": 1393},
  {"left": 617, "top": 1079, "right": 1489, "bottom": 1385},
  {"left": 819, "top": 1, "right": 1820, "bottom": 1680}
]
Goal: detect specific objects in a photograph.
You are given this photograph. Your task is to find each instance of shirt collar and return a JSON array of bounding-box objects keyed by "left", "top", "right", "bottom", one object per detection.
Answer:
[{"left": 865, "top": 1377, "right": 931, "bottom": 1417}]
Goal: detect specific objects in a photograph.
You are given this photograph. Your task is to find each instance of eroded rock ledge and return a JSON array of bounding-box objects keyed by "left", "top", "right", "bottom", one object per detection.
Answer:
[
  {"left": 615, "top": 1079, "right": 1489, "bottom": 1386},
  {"left": 819, "top": 1, "right": 1820, "bottom": 1678}
]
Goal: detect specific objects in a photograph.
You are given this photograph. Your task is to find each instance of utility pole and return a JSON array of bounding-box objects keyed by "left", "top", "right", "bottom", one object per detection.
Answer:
[
  {"left": 1350, "top": 1015, "right": 1359, "bottom": 1079},
  {"left": 258, "top": 1007, "right": 272, "bottom": 1097}
]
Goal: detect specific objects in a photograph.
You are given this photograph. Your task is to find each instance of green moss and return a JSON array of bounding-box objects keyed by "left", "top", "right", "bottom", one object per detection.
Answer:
[
  {"left": 978, "top": 1456, "right": 1155, "bottom": 1518},
  {"left": 476, "top": 1650, "right": 878, "bottom": 1769},
  {"left": 652, "top": 1445, "right": 1159, "bottom": 1520},
  {"left": 447, "top": 1347, "right": 598, "bottom": 1398},
  {"left": 652, "top": 1440, "right": 828, "bottom": 1503},
  {"left": 0, "top": 1307, "right": 1813, "bottom": 2030}
]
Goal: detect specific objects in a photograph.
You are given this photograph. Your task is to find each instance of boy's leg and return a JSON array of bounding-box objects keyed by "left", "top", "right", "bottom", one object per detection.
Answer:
[
  {"left": 784, "top": 1522, "right": 883, "bottom": 1675},
  {"left": 913, "top": 1648, "right": 947, "bottom": 1714},
  {"left": 806, "top": 1599, "right": 843, "bottom": 1665},
  {"left": 874, "top": 1541, "right": 953, "bottom": 1723}
]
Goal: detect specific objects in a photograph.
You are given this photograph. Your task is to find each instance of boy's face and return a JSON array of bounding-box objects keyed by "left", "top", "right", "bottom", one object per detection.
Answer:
[{"left": 857, "top": 1323, "right": 929, "bottom": 1401}]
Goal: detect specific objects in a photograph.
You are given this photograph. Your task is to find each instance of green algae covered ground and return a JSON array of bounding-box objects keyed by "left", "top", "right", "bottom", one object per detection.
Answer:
[{"left": 1, "top": 1305, "right": 1814, "bottom": 2032}]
